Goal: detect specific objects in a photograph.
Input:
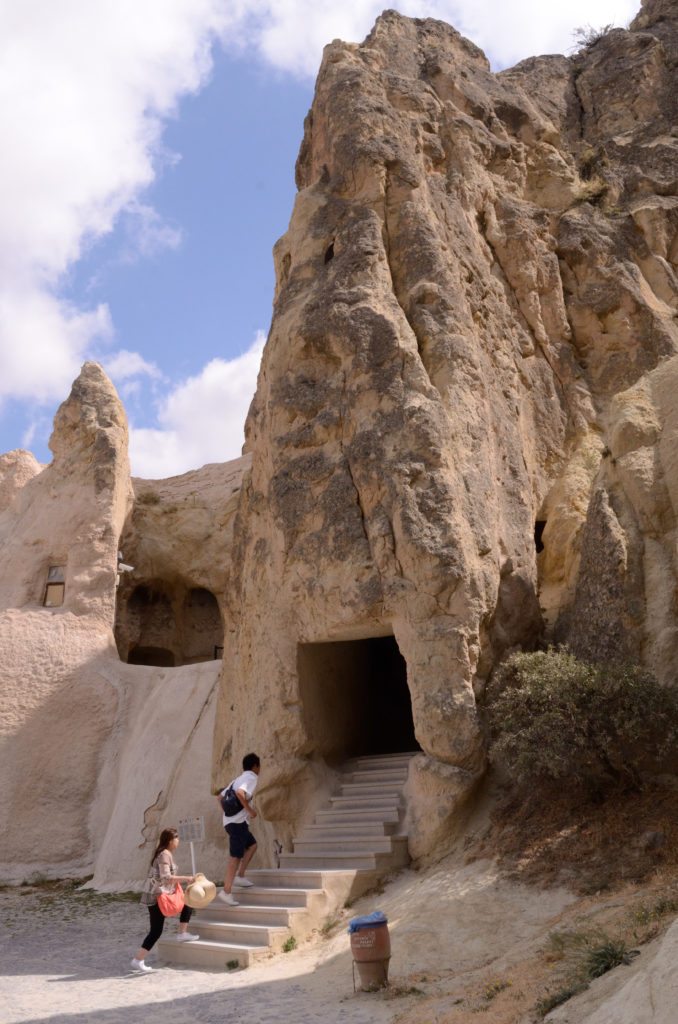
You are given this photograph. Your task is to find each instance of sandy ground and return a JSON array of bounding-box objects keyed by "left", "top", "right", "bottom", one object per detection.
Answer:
[{"left": 0, "top": 858, "right": 576, "bottom": 1024}]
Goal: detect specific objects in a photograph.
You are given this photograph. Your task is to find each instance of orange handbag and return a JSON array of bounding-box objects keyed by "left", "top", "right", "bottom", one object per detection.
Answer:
[{"left": 157, "top": 883, "right": 185, "bottom": 917}]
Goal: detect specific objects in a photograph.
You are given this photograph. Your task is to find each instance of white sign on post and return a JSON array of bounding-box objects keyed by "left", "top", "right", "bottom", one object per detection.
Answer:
[
  {"left": 178, "top": 817, "right": 205, "bottom": 842},
  {"left": 178, "top": 816, "right": 205, "bottom": 875}
]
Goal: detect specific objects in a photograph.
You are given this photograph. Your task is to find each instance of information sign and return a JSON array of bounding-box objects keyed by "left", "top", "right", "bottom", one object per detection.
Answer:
[{"left": 178, "top": 817, "right": 205, "bottom": 843}]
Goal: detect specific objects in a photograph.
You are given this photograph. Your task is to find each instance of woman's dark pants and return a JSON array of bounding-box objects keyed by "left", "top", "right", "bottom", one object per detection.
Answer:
[{"left": 142, "top": 903, "right": 192, "bottom": 951}]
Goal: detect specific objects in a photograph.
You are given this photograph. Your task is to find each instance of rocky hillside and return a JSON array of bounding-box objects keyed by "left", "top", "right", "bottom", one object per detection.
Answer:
[{"left": 217, "top": 0, "right": 678, "bottom": 856}]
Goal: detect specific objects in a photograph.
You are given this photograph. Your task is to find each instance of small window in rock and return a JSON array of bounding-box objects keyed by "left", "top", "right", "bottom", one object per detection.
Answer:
[
  {"left": 43, "top": 565, "right": 66, "bottom": 607},
  {"left": 324, "top": 242, "right": 335, "bottom": 263},
  {"left": 534, "top": 520, "right": 546, "bottom": 554}
]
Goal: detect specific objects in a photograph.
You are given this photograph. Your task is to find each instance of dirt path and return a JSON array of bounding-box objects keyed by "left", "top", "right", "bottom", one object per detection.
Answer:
[{"left": 0, "top": 859, "right": 575, "bottom": 1024}]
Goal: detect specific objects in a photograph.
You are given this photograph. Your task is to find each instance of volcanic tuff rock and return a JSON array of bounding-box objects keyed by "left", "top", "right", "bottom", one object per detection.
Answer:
[
  {"left": 1, "top": 0, "right": 678, "bottom": 882},
  {"left": 0, "top": 363, "right": 132, "bottom": 874},
  {"left": 113, "top": 456, "right": 248, "bottom": 666},
  {"left": 215, "top": 0, "right": 678, "bottom": 855},
  {"left": 0, "top": 366, "right": 231, "bottom": 883},
  {"left": 547, "top": 917, "right": 678, "bottom": 1023}
]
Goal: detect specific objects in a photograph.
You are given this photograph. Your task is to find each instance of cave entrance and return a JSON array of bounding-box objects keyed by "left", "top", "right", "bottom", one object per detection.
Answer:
[
  {"left": 297, "top": 635, "right": 420, "bottom": 763},
  {"left": 115, "top": 581, "right": 224, "bottom": 667}
]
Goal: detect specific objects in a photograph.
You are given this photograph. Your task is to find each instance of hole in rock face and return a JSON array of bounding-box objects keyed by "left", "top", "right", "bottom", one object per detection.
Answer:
[
  {"left": 125, "top": 584, "right": 174, "bottom": 662},
  {"left": 116, "top": 581, "right": 223, "bottom": 667},
  {"left": 297, "top": 635, "right": 420, "bottom": 763},
  {"left": 324, "top": 242, "right": 335, "bottom": 263},
  {"left": 182, "top": 587, "right": 222, "bottom": 663},
  {"left": 534, "top": 520, "right": 547, "bottom": 554},
  {"left": 128, "top": 645, "right": 175, "bottom": 667}
]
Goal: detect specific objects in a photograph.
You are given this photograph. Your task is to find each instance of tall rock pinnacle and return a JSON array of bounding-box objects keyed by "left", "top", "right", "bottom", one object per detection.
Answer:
[{"left": 223, "top": 5, "right": 678, "bottom": 854}]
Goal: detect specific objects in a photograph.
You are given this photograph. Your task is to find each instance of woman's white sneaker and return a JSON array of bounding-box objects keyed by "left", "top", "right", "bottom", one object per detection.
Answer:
[
  {"left": 217, "top": 890, "right": 239, "bottom": 905},
  {"left": 177, "top": 932, "right": 200, "bottom": 942},
  {"left": 233, "top": 877, "right": 253, "bottom": 888},
  {"left": 131, "top": 958, "right": 153, "bottom": 972}
]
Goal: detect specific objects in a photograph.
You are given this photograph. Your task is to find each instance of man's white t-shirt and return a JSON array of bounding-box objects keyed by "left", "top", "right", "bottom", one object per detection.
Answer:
[{"left": 221, "top": 769, "right": 258, "bottom": 825}]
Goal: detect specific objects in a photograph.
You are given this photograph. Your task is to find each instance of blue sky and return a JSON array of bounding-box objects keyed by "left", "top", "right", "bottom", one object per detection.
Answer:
[
  {"left": 0, "top": 0, "right": 639, "bottom": 478},
  {"left": 64, "top": 56, "right": 311, "bottom": 385}
]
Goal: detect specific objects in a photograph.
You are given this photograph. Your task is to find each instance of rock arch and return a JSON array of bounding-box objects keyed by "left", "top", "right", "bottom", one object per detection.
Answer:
[{"left": 115, "top": 580, "right": 223, "bottom": 667}]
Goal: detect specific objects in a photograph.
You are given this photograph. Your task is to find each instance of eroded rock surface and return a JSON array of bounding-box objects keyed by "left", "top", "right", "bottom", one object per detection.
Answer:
[
  {"left": 548, "top": 918, "right": 678, "bottom": 1023},
  {"left": 0, "top": 366, "right": 233, "bottom": 884},
  {"left": 216, "top": 0, "right": 678, "bottom": 856},
  {"left": 113, "top": 457, "right": 249, "bottom": 667},
  {"left": 0, "top": 363, "right": 132, "bottom": 875}
]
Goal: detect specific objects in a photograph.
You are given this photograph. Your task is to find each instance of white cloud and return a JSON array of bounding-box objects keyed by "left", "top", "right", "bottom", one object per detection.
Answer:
[
  {"left": 0, "top": 0, "right": 643, "bottom": 464},
  {"left": 0, "top": 288, "right": 112, "bottom": 403},
  {"left": 120, "top": 203, "right": 183, "bottom": 263},
  {"left": 438, "top": 0, "right": 640, "bottom": 68},
  {"left": 220, "top": 0, "right": 640, "bottom": 76},
  {"left": 0, "top": 0, "right": 228, "bottom": 408},
  {"left": 103, "top": 349, "right": 162, "bottom": 383},
  {"left": 129, "top": 332, "right": 265, "bottom": 478}
]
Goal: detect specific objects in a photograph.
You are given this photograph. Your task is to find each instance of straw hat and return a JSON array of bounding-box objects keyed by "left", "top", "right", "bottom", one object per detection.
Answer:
[{"left": 184, "top": 872, "right": 217, "bottom": 909}]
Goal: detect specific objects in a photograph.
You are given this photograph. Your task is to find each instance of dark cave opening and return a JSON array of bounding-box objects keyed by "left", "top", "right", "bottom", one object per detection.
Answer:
[{"left": 297, "top": 635, "right": 420, "bottom": 763}]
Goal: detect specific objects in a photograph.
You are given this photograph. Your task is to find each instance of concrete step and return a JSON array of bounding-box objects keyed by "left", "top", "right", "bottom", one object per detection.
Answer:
[
  {"left": 197, "top": 903, "right": 305, "bottom": 927},
  {"left": 347, "top": 753, "right": 418, "bottom": 770},
  {"left": 339, "top": 783, "right": 404, "bottom": 797},
  {"left": 292, "top": 837, "right": 398, "bottom": 855},
  {"left": 245, "top": 868, "right": 326, "bottom": 889},
  {"left": 344, "top": 768, "right": 409, "bottom": 784},
  {"left": 300, "top": 821, "right": 397, "bottom": 839},
  {"left": 315, "top": 807, "right": 401, "bottom": 826},
  {"left": 218, "top": 886, "right": 315, "bottom": 908},
  {"left": 329, "top": 795, "right": 401, "bottom": 809},
  {"left": 191, "top": 919, "right": 289, "bottom": 949},
  {"left": 158, "top": 936, "right": 269, "bottom": 969},
  {"left": 279, "top": 852, "right": 382, "bottom": 870}
]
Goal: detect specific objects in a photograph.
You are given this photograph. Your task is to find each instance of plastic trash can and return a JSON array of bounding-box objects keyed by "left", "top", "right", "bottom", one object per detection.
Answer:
[{"left": 348, "top": 911, "right": 391, "bottom": 990}]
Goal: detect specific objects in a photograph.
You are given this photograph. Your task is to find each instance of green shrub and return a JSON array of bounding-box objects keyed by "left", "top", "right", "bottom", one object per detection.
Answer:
[
  {"left": 585, "top": 937, "right": 634, "bottom": 978},
  {"left": 487, "top": 649, "right": 678, "bottom": 790},
  {"left": 282, "top": 935, "right": 297, "bottom": 953},
  {"left": 536, "top": 927, "right": 638, "bottom": 1016}
]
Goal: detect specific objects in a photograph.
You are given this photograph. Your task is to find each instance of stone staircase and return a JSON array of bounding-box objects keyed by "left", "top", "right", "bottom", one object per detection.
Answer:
[{"left": 158, "top": 752, "right": 414, "bottom": 969}]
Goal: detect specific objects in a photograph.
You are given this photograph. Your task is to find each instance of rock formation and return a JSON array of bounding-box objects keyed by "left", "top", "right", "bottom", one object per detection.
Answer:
[
  {"left": 215, "top": 0, "right": 678, "bottom": 857},
  {"left": 548, "top": 917, "right": 678, "bottom": 1023},
  {"left": 0, "top": 365, "right": 235, "bottom": 884},
  {"left": 114, "top": 457, "right": 249, "bottom": 667},
  {"left": 1, "top": 0, "right": 677, "bottom": 882}
]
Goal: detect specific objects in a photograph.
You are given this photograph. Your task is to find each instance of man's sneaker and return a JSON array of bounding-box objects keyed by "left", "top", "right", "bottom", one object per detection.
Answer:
[
  {"left": 131, "top": 958, "right": 153, "bottom": 972},
  {"left": 176, "top": 932, "right": 200, "bottom": 942},
  {"left": 233, "top": 877, "right": 254, "bottom": 888},
  {"left": 217, "top": 891, "right": 239, "bottom": 906}
]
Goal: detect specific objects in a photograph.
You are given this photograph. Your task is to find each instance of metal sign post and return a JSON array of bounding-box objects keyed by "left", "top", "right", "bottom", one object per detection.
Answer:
[{"left": 177, "top": 816, "right": 205, "bottom": 876}]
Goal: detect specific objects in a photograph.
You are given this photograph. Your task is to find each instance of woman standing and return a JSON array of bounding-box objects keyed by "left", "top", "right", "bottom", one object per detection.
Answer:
[{"left": 131, "top": 826, "right": 199, "bottom": 972}]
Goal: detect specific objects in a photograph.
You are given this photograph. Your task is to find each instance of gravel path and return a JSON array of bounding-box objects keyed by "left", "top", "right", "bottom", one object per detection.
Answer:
[{"left": 0, "top": 884, "right": 399, "bottom": 1024}]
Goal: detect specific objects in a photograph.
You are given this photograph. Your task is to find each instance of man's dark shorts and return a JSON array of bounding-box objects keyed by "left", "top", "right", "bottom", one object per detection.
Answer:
[{"left": 225, "top": 821, "right": 256, "bottom": 859}]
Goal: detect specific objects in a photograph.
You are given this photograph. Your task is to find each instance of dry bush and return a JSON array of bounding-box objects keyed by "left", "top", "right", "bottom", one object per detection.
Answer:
[
  {"left": 572, "top": 24, "right": 616, "bottom": 50},
  {"left": 487, "top": 649, "right": 678, "bottom": 793}
]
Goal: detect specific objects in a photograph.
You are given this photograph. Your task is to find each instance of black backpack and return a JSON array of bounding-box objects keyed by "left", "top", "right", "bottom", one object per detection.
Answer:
[{"left": 220, "top": 785, "right": 242, "bottom": 816}]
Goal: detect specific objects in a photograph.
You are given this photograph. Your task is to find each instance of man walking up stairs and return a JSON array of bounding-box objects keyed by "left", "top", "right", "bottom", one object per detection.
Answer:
[{"left": 159, "top": 752, "right": 415, "bottom": 969}]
